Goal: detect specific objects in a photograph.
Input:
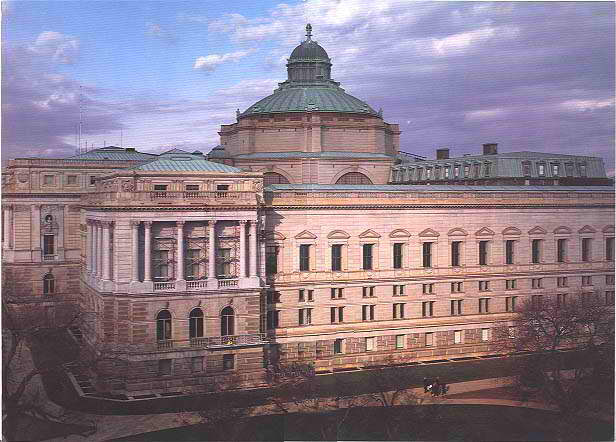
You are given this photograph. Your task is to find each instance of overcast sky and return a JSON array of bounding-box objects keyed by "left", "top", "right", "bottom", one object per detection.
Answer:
[{"left": 2, "top": 1, "right": 614, "bottom": 174}]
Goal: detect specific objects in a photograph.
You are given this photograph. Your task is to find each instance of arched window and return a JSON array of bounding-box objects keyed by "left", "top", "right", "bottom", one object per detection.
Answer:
[
  {"left": 43, "top": 273, "right": 55, "bottom": 295},
  {"left": 263, "top": 172, "right": 290, "bottom": 187},
  {"left": 156, "top": 310, "right": 172, "bottom": 341},
  {"left": 335, "top": 172, "right": 373, "bottom": 185},
  {"left": 221, "top": 306, "right": 235, "bottom": 336},
  {"left": 189, "top": 308, "right": 204, "bottom": 339}
]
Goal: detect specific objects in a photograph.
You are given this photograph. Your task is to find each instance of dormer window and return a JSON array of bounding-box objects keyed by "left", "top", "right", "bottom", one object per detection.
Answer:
[
  {"left": 578, "top": 163, "right": 587, "bottom": 177},
  {"left": 484, "top": 163, "right": 491, "bottom": 177},
  {"left": 537, "top": 163, "right": 546, "bottom": 176},
  {"left": 552, "top": 164, "right": 560, "bottom": 176},
  {"left": 522, "top": 161, "right": 531, "bottom": 177}
]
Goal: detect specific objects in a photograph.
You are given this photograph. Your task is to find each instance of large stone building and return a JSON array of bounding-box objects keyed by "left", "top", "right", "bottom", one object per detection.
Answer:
[{"left": 2, "top": 25, "right": 614, "bottom": 397}]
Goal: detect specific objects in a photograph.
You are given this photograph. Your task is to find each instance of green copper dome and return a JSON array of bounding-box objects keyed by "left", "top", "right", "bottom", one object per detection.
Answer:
[{"left": 240, "top": 24, "right": 380, "bottom": 119}]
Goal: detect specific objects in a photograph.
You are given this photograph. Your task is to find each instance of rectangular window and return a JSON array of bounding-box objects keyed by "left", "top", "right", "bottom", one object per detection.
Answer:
[
  {"left": 538, "top": 163, "right": 546, "bottom": 176},
  {"left": 66, "top": 175, "right": 77, "bottom": 185},
  {"left": 333, "top": 338, "right": 344, "bottom": 354},
  {"left": 393, "top": 285, "right": 405, "bottom": 296},
  {"left": 216, "top": 184, "right": 230, "bottom": 191},
  {"left": 531, "top": 239, "right": 542, "bottom": 263},
  {"left": 451, "top": 241, "right": 461, "bottom": 267},
  {"left": 158, "top": 359, "right": 172, "bottom": 375},
  {"left": 506, "top": 296, "right": 517, "bottom": 312},
  {"left": 450, "top": 299, "right": 463, "bottom": 316},
  {"left": 454, "top": 330, "right": 462, "bottom": 344},
  {"left": 464, "top": 164, "right": 470, "bottom": 177},
  {"left": 473, "top": 163, "right": 480, "bottom": 178},
  {"left": 581, "top": 238, "right": 592, "bottom": 262},
  {"left": 223, "top": 354, "right": 235, "bottom": 370},
  {"left": 185, "top": 184, "right": 199, "bottom": 191},
  {"left": 422, "top": 242, "right": 433, "bottom": 268},
  {"left": 299, "top": 244, "right": 310, "bottom": 271},
  {"left": 426, "top": 168, "right": 432, "bottom": 180},
  {"left": 153, "top": 250, "right": 170, "bottom": 279},
  {"left": 607, "top": 275, "right": 615, "bottom": 285},
  {"left": 531, "top": 295, "right": 544, "bottom": 308},
  {"left": 605, "top": 291, "right": 615, "bottom": 306},
  {"left": 267, "top": 310, "right": 280, "bottom": 329},
  {"left": 479, "top": 281, "right": 490, "bottom": 292},
  {"left": 484, "top": 163, "right": 491, "bottom": 177},
  {"left": 422, "top": 283, "right": 434, "bottom": 294},
  {"left": 330, "top": 288, "right": 343, "bottom": 299},
  {"left": 531, "top": 278, "right": 543, "bottom": 289},
  {"left": 362, "top": 244, "right": 374, "bottom": 270},
  {"left": 393, "top": 303, "right": 405, "bottom": 319},
  {"left": 362, "top": 286, "right": 375, "bottom": 298},
  {"left": 299, "top": 308, "right": 312, "bottom": 325},
  {"left": 505, "top": 279, "right": 517, "bottom": 290},
  {"left": 422, "top": 301, "right": 435, "bottom": 317},
  {"left": 444, "top": 167, "right": 451, "bottom": 179},
  {"left": 434, "top": 167, "right": 441, "bottom": 180},
  {"left": 451, "top": 282, "right": 463, "bottom": 293},
  {"left": 606, "top": 238, "right": 614, "bottom": 261},
  {"left": 43, "top": 175, "right": 55, "bottom": 186},
  {"left": 217, "top": 248, "right": 231, "bottom": 277},
  {"left": 393, "top": 243, "right": 403, "bottom": 269},
  {"left": 266, "top": 246, "right": 279, "bottom": 275},
  {"left": 579, "top": 163, "right": 587, "bottom": 177},
  {"left": 417, "top": 168, "right": 423, "bottom": 180},
  {"left": 479, "top": 298, "right": 490, "bottom": 313},
  {"left": 552, "top": 164, "right": 560, "bottom": 177},
  {"left": 565, "top": 163, "right": 574, "bottom": 177},
  {"left": 43, "top": 234, "right": 55, "bottom": 255},
  {"left": 185, "top": 249, "right": 202, "bottom": 279},
  {"left": 425, "top": 332, "right": 434, "bottom": 347},
  {"left": 90, "top": 175, "right": 97, "bottom": 185},
  {"left": 522, "top": 162, "right": 531, "bottom": 177},
  {"left": 331, "top": 244, "right": 342, "bottom": 271},
  {"left": 362, "top": 304, "right": 375, "bottom": 321},
  {"left": 479, "top": 241, "right": 488, "bottom": 266},
  {"left": 365, "top": 337, "right": 375, "bottom": 352},
  {"left": 557, "top": 277, "right": 568, "bottom": 288},
  {"left": 582, "top": 276, "right": 592, "bottom": 286},
  {"left": 330, "top": 307, "right": 344, "bottom": 323},
  {"left": 557, "top": 239, "right": 567, "bottom": 263},
  {"left": 153, "top": 184, "right": 168, "bottom": 191},
  {"left": 298, "top": 289, "right": 305, "bottom": 302},
  {"left": 453, "top": 165, "right": 460, "bottom": 178},
  {"left": 191, "top": 356, "right": 204, "bottom": 373},
  {"left": 481, "top": 328, "right": 490, "bottom": 341},
  {"left": 557, "top": 293, "right": 567, "bottom": 308},
  {"left": 505, "top": 240, "right": 515, "bottom": 264},
  {"left": 396, "top": 334, "right": 405, "bottom": 349}
]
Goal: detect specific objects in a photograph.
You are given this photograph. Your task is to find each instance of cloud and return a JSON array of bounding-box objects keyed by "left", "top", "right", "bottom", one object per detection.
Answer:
[
  {"left": 193, "top": 49, "right": 256, "bottom": 72},
  {"left": 29, "top": 31, "right": 79, "bottom": 64},
  {"left": 146, "top": 22, "right": 177, "bottom": 45}
]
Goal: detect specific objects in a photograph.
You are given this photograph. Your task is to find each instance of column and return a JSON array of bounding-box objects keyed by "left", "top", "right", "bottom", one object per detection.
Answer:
[
  {"left": 102, "top": 221, "right": 112, "bottom": 281},
  {"left": 86, "top": 221, "right": 93, "bottom": 273},
  {"left": 208, "top": 220, "right": 216, "bottom": 279},
  {"left": 3, "top": 205, "right": 12, "bottom": 249},
  {"left": 92, "top": 222, "right": 98, "bottom": 276},
  {"left": 249, "top": 220, "right": 258, "bottom": 277},
  {"left": 176, "top": 221, "right": 185, "bottom": 281},
  {"left": 144, "top": 221, "right": 152, "bottom": 282},
  {"left": 96, "top": 222, "right": 103, "bottom": 279},
  {"left": 131, "top": 221, "right": 140, "bottom": 282},
  {"left": 239, "top": 220, "right": 247, "bottom": 278}
]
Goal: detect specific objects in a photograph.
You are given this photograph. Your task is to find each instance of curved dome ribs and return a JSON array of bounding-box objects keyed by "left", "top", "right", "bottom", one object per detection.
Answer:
[{"left": 240, "top": 24, "right": 379, "bottom": 118}]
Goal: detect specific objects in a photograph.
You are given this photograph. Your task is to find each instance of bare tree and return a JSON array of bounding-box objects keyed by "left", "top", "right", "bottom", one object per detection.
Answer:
[{"left": 492, "top": 292, "right": 614, "bottom": 427}]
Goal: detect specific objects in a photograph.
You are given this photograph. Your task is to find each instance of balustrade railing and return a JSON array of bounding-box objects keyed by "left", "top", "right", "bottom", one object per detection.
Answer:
[
  {"left": 153, "top": 281, "right": 175, "bottom": 291},
  {"left": 218, "top": 279, "right": 239, "bottom": 288},
  {"left": 43, "top": 254, "right": 56, "bottom": 261},
  {"left": 154, "top": 334, "right": 267, "bottom": 352},
  {"left": 157, "top": 340, "right": 174, "bottom": 350},
  {"left": 186, "top": 280, "right": 208, "bottom": 290},
  {"left": 85, "top": 190, "right": 255, "bottom": 205}
]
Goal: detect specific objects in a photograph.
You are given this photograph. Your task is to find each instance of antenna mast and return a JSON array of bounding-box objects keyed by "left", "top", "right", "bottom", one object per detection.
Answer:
[{"left": 78, "top": 86, "right": 83, "bottom": 153}]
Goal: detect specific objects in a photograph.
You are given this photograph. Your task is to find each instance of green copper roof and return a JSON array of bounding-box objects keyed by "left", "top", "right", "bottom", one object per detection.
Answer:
[
  {"left": 130, "top": 154, "right": 241, "bottom": 173},
  {"left": 242, "top": 86, "right": 378, "bottom": 116},
  {"left": 67, "top": 146, "right": 156, "bottom": 161},
  {"left": 266, "top": 184, "right": 615, "bottom": 193}
]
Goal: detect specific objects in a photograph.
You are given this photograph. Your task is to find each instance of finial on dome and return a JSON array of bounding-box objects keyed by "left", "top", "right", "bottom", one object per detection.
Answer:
[{"left": 305, "top": 23, "right": 312, "bottom": 41}]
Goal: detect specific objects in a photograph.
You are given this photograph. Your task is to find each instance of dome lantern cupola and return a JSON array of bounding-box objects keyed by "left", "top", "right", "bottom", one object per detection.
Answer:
[{"left": 286, "top": 23, "right": 332, "bottom": 83}]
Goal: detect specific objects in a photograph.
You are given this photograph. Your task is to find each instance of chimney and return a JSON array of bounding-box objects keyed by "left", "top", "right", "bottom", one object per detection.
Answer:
[
  {"left": 436, "top": 148, "right": 450, "bottom": 160},
  {"left": 483, "top": 143, "right": 498, "bottom": 155}
]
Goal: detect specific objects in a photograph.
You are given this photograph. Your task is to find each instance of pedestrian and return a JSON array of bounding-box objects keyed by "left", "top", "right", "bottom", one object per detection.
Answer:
[
  {"left": 440, "top": 381, "right": 448, "bottom": 396},
  {"left": 432, "top": 377, "right": 441, "bottom": 397},
  {"left": 423, "top": 376, "right": 431, "bottom": 393}
]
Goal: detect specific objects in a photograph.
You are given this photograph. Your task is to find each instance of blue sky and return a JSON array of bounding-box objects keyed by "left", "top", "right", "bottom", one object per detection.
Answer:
[{"left": 2, "top": 1, "right": 615, "bottom": 174}]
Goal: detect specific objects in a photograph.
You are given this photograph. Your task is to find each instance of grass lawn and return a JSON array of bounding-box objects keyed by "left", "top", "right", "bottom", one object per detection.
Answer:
[{"left": 112, "top": 404, "right": 614, "bottom": 441}]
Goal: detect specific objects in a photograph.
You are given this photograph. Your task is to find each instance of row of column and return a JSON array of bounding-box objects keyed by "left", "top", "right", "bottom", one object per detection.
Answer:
[
  {"left": 86, "top": 220, "right": 113, "bottom": 281},
  {"left": 130, "top": 219, "right": 258, "bottom": 282}
]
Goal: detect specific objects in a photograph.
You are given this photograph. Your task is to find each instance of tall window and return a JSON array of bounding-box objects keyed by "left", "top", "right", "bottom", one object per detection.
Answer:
[
  {"left": 221, "top": 306, "right": 235, "bottom": 336},
  {"left": 479, "top": 298, "right": 490, "bottom": 313},
  {"left": 266, "top": 246, "right": 279, "bottom": 275},
  {"left": 362, "top": 244, "right": 374, "bottom": 270},
  {"left": 299, "top": 244, "right": 310, "bottom": 271},
  {"left": 393, "top": 243, "right": 403, "bottom": 269},
  {"left": 267, "top": 310, "right": 280, "bottom": 329},
  {"left": 43, "top": 234, "right": 55, "bottom": 256},
  {"left": 299, "top": 308, "right": 312, "bottom": 325},
  {"left": 330, "top": 307, "right": 344, "bottom": 323},
  {"left": 331, "top": 244, "right": 342, "bottom": 271},
  {"left": 506, "top": 296, "right": 517, "bottom": 312},
  {"left": 581, "top": 238, "right": 592, "bottom": 262},
  {"left": 422, "top": 242, "right": 433, "bottom": 268},
  {"left": 43, "top": 273, "right": 55, "bottom": 295},
  {"left": 189, "top": 308, "right": 204, "bottom": 339},
  {"left": 505, "top": 240, "right": 515, "bottom": 264},
  {"left": 450, "top": 300, "right": 463, "bottom": 315},
  {"left": 393, "top": 303, "right": 405, "bottom": 319},
  {"left": 479, "top": 241, "right": 488, "bottom": 266},
  {"left": 451, "top": 241, "right": 461, "bottom": 267},
  {"left": 522, "top": 162, "right": 531, "bottom": 177},
  {"left": 606, "top": 237, "right": 614, "bottom": 262},
  {"left": 217, "top": 248, "right": 232, "bottom": 277},
  {"left": 362, "top": 305, "right": 375, "bottom": 321},
  {"left": 185, "top": 249, "right": 202, "bottom": 279},
  {"left": 531, "top": 239, "right": 542, "bottom": 264},
  {"left": 156, "top": 310, "right": 172, "bottom": 341},
  {"left": 557, "top": 239, "right": 567, "bottom": 263},
  {"left": 333, "top": 338, "right": 344, "bottom": 354},
  {"left": 422, "top": 301, "right": 435, "bottom": 317},
  {"left": 154, "top": 250, "right": 170, "bottom": 279}
]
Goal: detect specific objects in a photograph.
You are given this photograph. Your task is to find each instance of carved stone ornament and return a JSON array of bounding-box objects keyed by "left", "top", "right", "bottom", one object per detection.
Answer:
[
  {"left": 121, "top": 180, "right": 135, "bottom": 192},
  {"left": 253, "top": 181, "right": 263, "bottom": 192},
  {"left": 228, "top": 298, "right": 233, "bottom": 305},
  {"left": 17, "top": 173, "right": 29, "bottom": 183}
]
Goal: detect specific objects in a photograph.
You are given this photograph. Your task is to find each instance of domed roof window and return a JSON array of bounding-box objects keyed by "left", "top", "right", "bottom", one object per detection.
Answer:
[{"left": 336, "top": 172, "right": 373, "bottom": 185}]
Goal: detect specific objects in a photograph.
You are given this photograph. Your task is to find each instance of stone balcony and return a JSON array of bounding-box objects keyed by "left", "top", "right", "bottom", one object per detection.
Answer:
[
  {"left": 153, "top": 333, "right": 268, "bottom": 352},
  {"left": 82, "top": 190, "right": 260, "bottom": 208}
]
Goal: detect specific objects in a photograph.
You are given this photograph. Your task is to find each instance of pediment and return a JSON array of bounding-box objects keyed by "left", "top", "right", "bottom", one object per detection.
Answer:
[
  {"left": 295, "top": 230, "right": 317, "bottom": 240},
  {"left": 447, "top": 228, "right": 468, "bottom": 237},
  {"left": 602, "top": 225, "right": 615, "bottom": 234},
  {"left": 265, "top": 231, "right": 286, "bottom": 240},
  {"left": 502, "top": 227, "right": 522, "bottom": 236},
  {"left": 528, "top": 226, "right": 547, "bottom": 235},
  {"left": 475, "top": 227, "right": 495, "bottom": 236},
  {"left": 578, "top": 225, "right": 597, "bottom": 234},
  {"left": 553, "top": 226, "right": 572, "bottom": 235},
  {"left": 359, "top": 229, "right": 381, "bottom": 239},
  {"left": 419, "top": 228, "right": 440, "bottom": 237},
  {"left": 327, "top": 230, "right": 350, "bottom": 239},
  {"left": 389, "top": 229, "right": 411, "bottom": 238}
]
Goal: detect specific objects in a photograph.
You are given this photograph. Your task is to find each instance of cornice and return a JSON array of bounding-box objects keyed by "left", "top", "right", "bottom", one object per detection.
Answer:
[
  {"left": 3, "top": 193, "right": 83, "bottom": 199},
  {"left": 264, "top": 204, "right": 614, "bottom": 211}
]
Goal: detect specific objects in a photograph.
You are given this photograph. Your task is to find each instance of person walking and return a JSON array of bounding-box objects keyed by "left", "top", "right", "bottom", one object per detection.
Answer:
[
  {"left": 432, "top": 377, "right": 441, "bottom": 397},
  {"left": 440, "top": 380, "right": 448, "bottom": 396},
  {"left": 423, "top": 376, "right": 431, "bottom": 393}
]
